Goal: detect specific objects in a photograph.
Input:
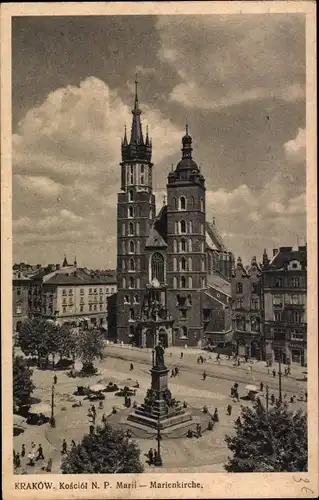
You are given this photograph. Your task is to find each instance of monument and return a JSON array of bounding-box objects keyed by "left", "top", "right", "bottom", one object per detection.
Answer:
[{"left": 127, "top": 344, "right": 192, "bottom": 429}]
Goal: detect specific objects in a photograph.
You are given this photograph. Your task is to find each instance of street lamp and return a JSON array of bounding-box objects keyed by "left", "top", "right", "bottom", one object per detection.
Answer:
[
  {"left": 50, "top": 385, "right": 56, "bottom": 427},
  {"left": 278, "top": 348, "right": 282, "bottom": 403},
  {"left": 154, "top": 418, "right": 163, "bottom": 466}
]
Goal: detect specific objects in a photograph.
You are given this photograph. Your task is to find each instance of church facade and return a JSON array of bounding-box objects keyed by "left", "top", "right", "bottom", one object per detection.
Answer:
[{"left": 116, "top": 84, "right": 234, "bottom": 348}]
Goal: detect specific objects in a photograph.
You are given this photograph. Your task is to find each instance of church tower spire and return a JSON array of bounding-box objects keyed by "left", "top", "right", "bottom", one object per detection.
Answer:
[{"left": 130, "top": 76, "right": 144, "bottom": 145}]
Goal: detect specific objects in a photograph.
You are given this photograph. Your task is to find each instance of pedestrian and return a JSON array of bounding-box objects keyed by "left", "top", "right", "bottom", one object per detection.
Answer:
[
  {"left": 92, "top": 413, "right": 96, "bottom": 425},
  {"left": 196, "top": 423, "right": 202, "bottom": 437},
  {"left": 284, "top": 393, "right": 288, "bottom": 401},
  {"left": 31, "top": 441, "right": 36, "bottom": 451},
  {"left": 197, "top": 356, "right": 200, "bottom": 364},
  {"left": 71, "top": 440, "right": 76, "bottom": 448},
  {"left": 245, "top": 355, "right": 248, "bottom": 363},
  {"left": 27, "top": 451, "right": 35, "bottom": 466},
  {"left": 130, "top": 363, "right": 134, "bottom": 371},
  {"left": 175, "top": 367, "right": 179, "bottom": 376},
  {"left": 271, "top": 393, "right": 275, "bottom": 405},
  {"left": 21, "top": 444, "right": 26, "bottom": 458},
  {"left": 180, "top": 352, "right": 183, "bottom": 359},
  {"left": 46, "top": 458, "right": 52, "bottom": 472},
  {"left": 236, "top": 416, "right": 241, "bottom": 426},
  {"left": 98, "top": 401, "right": 104, "bottom": 410},
  {"left": 267, "top": 368, "right": 270, "bottom": 375},
  {"left": 61, "top": 439, "right": 67, "bottom": 454},
  {"left": 213, "top": 408, "right": 219, "bottom": 422},
  {"left": 305, "top": 391, "right": 308, "bottom": 402},
  {"left": 53, "top": 374, "right": 57, "bottom": 385},
  {"left": 171, "top": 369, "right": 175, "bottom": 378},
  {"left": 202, "top": 371, "right": 206, "bottom": 380},
  {"left": 272, "top": 369, "right": 276, "bottom": 378},
  {"left": 15, "top": 452, "right": 21, "bottom": 468},
  {"left": 260, "top": 382, "right": 264, "bottom": 392},
  {"left": 290, "top": 396, "right": 294, "bottom": 403},
  {"left": 227, "top": 404, "right": 232, "bottom": 416},
  {"left": 36, "top": 444, "right": 44, "bottom": 460},
  {"left": 148, "top": 448, "right": 154, "bottom": 465},
  {"left": 102, "top": 413, "right": 107, "bottom": 424},
  {"left": 91, "top": 404, "right": 96, "bottom": 416}
]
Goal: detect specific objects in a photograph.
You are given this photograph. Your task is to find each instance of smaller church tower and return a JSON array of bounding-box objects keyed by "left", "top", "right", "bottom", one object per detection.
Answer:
[{"left": 166, "top": 125, "right": 207, "bottom": 346}]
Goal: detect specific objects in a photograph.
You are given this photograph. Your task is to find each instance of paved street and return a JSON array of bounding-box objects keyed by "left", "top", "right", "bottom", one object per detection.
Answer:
[{"left": 13, "top": 344, "right": 307, "bottom": 475}]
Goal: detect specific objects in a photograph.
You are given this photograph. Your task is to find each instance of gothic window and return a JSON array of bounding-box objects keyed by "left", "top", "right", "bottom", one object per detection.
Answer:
[
  {"left": 181, "top": 257, "right": 186, "bottom": 271},
  {"left": 188, "top": 239, "right": 192, "bottom": 252},
  {"left": 136, "top": 257, "right": 140, "bottom": 272},
  {"left": 172, "top": 197, "right": 177, "bottom": 210},
  {"left": 141, "top": 164, "right": 144, "bottom": 173},
  {"left": 128, "top": 222, "right": 134, "bottom": 235},
  {"left": 122, "top": 241, "right": 126, "bottom": 254},
  {"left": 130, "top": 165, "right": 134, "bottom": 184},
  {"left": 134, "top": 294, "right": 139, "bottom": 304},
  {"left": 181, "top": 276, "right": 186, "bottom": 288},
  {"left": 151, "top": 252, "right": 165, "bottom": 283},
  {"left": 236, "top": 283, "right": 243, "bottom": 294},
  {"left": 122, "top": 277, "right": 127, "bottom": 289},
  {"left": 175, "top": 221, "right": 179, "bottom": 234},
  {"left": 189, "top": 196, "right": 194, "bottom": 209},
  {"left": 187, "top": 294, "right": 192, "bottom": 305},
  {"left": 129, "top": 190, "right": 134, "bottom": 202},
  {"left": 180, "top": 220, "right": 186, "bottom": 234},
  {"left": 201, "top": 277, "right": 206, "bottom": 288},
  {"left": 129, "top": 308, "right": 135, "bottom": 320},
  {"left": 173, "top": 277, "right": 178, "bottom": 288},
  {"left": 188, "top": 221, "right": 192, "bottom": 233},
  {"left": 188, "top": 276, "right": 192, "bottom": 288},
  {"left": 188, "top": 257, "right": 192, "bottom": 271},
  {"left": 129, "top": 277, "right": 134, "bottom": 289},
  {"left": 122, "top": 222, "right": 125, "bottom": 236},
  {"left": 141, "top": 175, "right": 144, "bottom": 184},
  {"left": 136, "top": 277, "right": 140, "bottom": 288},
  {"left": 173, "top": 257, "right": 178, "bottom": 271},
  {"left": 180, "top": 239, "right": 186, "bottom": 252},
  {"left": 179, "top": 196, "right": 186, "bottom": 210},
  {"left": 200, "top": 241, "right": 204, "bottom": 253},
  {"left": 129, "top": 240, "right": 135, "bottom": 253},
  {"left": 135, "top": 205, "right": 141, "bottom": 217},
  {"left": 122, "top": 260, "right": 126, "bottom": 271},
  {"left": 201, "top": 256, "right": 205, "bottom": 271},
  {"left": 200, "top": 198, "right": 204, "bottom": 212},
  {"left": 136, "top": 222, "right": 140, "bottom": 235},
  {"left": 173, "top": 239, "right": 177, "bottom": 253},
  {"left": 136, "top": 240, "right": 140, "bottom": 253},
  {"left": 237, "top": 298, "right": 243, "bottom": 309},
  {"left": 128, "top": 206, "right": 134, "bottom": 218},
  {"left": 129, "top": 258, "right": 135, "bottom": 272},
  {"left": 200, "top": 223, "right": 204, "bottom": 235}
]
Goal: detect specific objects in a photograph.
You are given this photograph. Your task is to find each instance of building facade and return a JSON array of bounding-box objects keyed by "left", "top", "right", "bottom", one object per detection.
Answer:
[
  {"left": 116, "top": 84, "right": 233, "bottom": 348},
  {"left": 231, "top": 256, "right": 263, "bottom": 359},
  {"left": 262, "top": 246, "right": 307, "bottom": 366}
]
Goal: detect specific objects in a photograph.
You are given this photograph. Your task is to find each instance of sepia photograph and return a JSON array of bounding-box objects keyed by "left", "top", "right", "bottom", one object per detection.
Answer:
[{"left": 1, "top": 2, "right": 318, "bottom": 499}]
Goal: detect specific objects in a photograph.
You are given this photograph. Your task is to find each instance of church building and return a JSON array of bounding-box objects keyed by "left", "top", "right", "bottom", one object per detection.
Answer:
[{"left": 116, "top": 82, "right": 234, "bottom": 348}]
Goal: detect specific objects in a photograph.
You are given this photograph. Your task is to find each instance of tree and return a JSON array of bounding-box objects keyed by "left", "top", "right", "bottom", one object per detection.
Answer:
[
  {"left": 224, "top": 400, "right": 307, "bottom": 472},
  {"left": 76, "top": 328, "right": 105, "bottom": 373},
  {"left": 61, "top": 424, "right": 144, "bottom": 474},
  {"left": 19, "top": 318, "right": 56, "bottom": 367},
  {"left": 57, "top": 324, "right": 78, "bottom": 366},
  {"left": 13, "top": 355, "right": 35, "bottom": 410}
]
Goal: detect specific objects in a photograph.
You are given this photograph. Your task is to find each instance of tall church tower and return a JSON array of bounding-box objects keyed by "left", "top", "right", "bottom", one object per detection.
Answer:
[
  {"left": 166, "top": 126, "right": 207, "bottom": 346},
  {"left": 116, "top": 80, "right": 156, "bottom": 343}
]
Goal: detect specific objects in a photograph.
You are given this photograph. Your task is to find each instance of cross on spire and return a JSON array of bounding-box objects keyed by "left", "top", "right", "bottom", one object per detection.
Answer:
[{"left": 185, "top": 119, "right": 189, "bottom": 135}]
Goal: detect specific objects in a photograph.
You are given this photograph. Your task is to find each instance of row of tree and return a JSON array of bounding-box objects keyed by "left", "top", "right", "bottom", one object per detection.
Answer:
[
  {"left": 17, "top": 318, "right": 105, "bottom": 372},
  {"left": 13, "top": 355, "right": 35, "bottom": 410}
]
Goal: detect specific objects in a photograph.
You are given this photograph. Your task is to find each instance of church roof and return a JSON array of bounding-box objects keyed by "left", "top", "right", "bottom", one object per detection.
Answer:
[
  {"left": 205, "top": 221, "right": 228, "bottom": 252},
  {"left": 207, "top": 272, "right": 231, "bottom": 297},
  {"left": 145, "top": 205, "right": 168, "bottom": 249}
]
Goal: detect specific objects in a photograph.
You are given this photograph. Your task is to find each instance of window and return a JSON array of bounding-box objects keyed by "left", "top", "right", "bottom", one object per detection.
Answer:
[
  {"left": 99, "top": 288, "right": 103, "bottom": 293},
  {"left": 94, "top": 304, "right": 97, "bottom": 311},
  {"left": 136, "top": 277, "right": 140, "bottom": 288},
  {"left": 291, "top": 277, "right": 301, "bottom": 288},
  {"left": 237, "top": 298, "right": 243, "bottom": 309},
  {"left": 136, "top": 222, "right": 140, "bottom": 235},
  {"left": 188, "top": 276, "right": 192, "bottom": 288},
  {"left": 128, "top": 222, "right": 134, "bottom": 235},
  {"left": 80, "top": 305, "right": 84, "bottom": 312},
  {"left": 274, "top": 311, "right": 283, "bottom": 322},
  {"left": 151, "top": 252, "right": 165, "bottom": 283},
  {"left": 17, "top": 288, "right": 21, "bottom": 296},
  {"left": 275, "top": 277, "right": 283, "bottom": 288},
  {"left": 291, "top": 329, "right": 304, "bottom": 341},
  {"left": 252, "top": 283, "right": 258, "bottom": 294},
  {"left": 181, "top": 276, "right": 186, "bottom": 288},
  {"left": 201, "top": 277, "right": 206, "bottom": 288},
  {"left": 129, "top": 277, "right": 134, "bottom": 289},
  {"left": 89, "top": 288, "right": 92, "bottom": 294},
  {"left": 251, "top": 298, "right": 259, "bottom": 310},
  {"left": 179, "top": 326, "right": 188, "bottom": 339},
  {"left": 94, "top": 288, "right": 97, "bottom": 294},
  {"left": 251, "top": 317, "right": 260, "bottom": 332},
  {"left": 130, "top": 165, "right": 134, "bottom": 184},
  {"left": 179, "top": 196, "right": 186, "bottom": 210},
  {"left": 173, "top": 277, "right": 178, "bottom": 288},
  {"left": 201, "top": 256, "right": 205, "bottom": 271},
  {"left": 129, "top": 190, "right": 133, "bottom": 202},
  {"left": 63, "top": 307, "right": 67, "bottom": 314},
  {"left": 187, "top": 294, "right": 192, "bottom": 305},
  {"left": 122, "top": 260, "right": 126, "bottom": 271},
  {"left": 122, "top": 222, "right": 126, "bottom": 236},
  {"left": 188, "top": 239, "right": 192, "bottom": 252},
  {"left": 63, "top": 297, "right": 67, "bottom": 305},
  {"left": 122, "top": 277, "right": 127, "bottom": 288},
  {"left": 134, "top": 294, "right": 139, "bottom": 304},
  {"left": 141, "top": 164, "right": 144, "bottom": 174},
  {"left": 62, "top": 289, "right": 66, "bottom": 295},
  {"left": 273, "top": 294, "right": 282, "bottom": 306},
  {"left": 129, "top": 308, "right": 135, "bottom": 320},
  {"left": 200, "top": 223, "right": 204, "bottom": 235},
  {"left": 188, "top": 257, "right": 192, "bottom": 271},
  {"left": 180, "top": 239, "right": 186, "bottom": 252},
  {"left": 291, "top": 294, "right": 303, "bottom": 305},
  {"left": 16, "top": 305, "right": 22, "bottom": 314},
  {"left": 290, "top": 311, "right": 303, "bottom": 323},
  {"left": 100, "top": 304, "right": 103, "bottom": 311},
  {"left": 80, "top": 289, "right": 84, "bottom": 295},
  {"left": 173, "top": 239, "right": 177, "bottom": 253},
  {"left": 180, "top": 257, "right": 186, "bottom": 271},
  {"left": 129, "top": 240, "right": 135, "bottom": 253},
  {"left": 122, "top": 241, "right": 126, "bottom": 254},
  {"left": 180, "top": 309, "right": 187, "bottom": 319},
  {"left": 80, "top": 297, "right": 84, "bottom": 304},
  {"left": 200, "top": 198, "right": 204, "bottom": 212},
  {"left": 172, "top": 197, "right": 177, "bottom": 210},
  {"left": 68, "top": 298, "right": 73, "bottom": 305},
  {"left": 236, "top": 283, "right": 243, "bottom": 294},
  {"left": 136, "top": 240, "right": 140, "bottom": 253},
  {"left": 292, "top": 263, "right": 298, "bottom": 269},
  {"left": 180, "top": 220, "right": 186, "bottom": 234},
  {"left": 111, "top": 288, "right": 115, "bottom": 293},
  {"left": 189, "top": 196, "right": 194, "bottom": 209},
  {"left": 68, "top": 289, "right": 73, "bottom": 295},
  {"left": 173, "top": 257, "right": 178, "bottom": 271},
  {"left": 99, "top": 295, "right": 103, "bottom": 303},
  {"left": 141, "top": 175, "right": 144, "bottom": 184},
  {"left": 124, "top": 295, "right": 129, "bottom": 303},
  {"left": 129, "top": 258, "right": 135, "bottom": 272},
  {"left": 236, "top": 316, "right": 245, "bottom": 331},
  {"left": 188, "top": 221, "right": 192, "bottom": 233},
  {"left": 128, "top": 206, "right": 134, "bottom": 218}
]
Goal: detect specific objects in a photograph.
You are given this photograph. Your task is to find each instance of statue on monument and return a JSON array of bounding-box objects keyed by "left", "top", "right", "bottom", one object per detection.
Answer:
[{"left": 154, "top": 343, "right": 166, "bottom": 369}]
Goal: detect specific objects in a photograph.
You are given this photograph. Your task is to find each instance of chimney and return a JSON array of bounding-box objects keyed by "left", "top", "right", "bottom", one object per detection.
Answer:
[{"left": 273, "top": 249, "right": 278, "bottom": 256}]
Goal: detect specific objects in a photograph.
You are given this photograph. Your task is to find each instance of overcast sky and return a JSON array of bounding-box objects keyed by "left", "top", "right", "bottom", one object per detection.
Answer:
[{"left": 12, "top": 14, "right": 306, "bottom": 269}]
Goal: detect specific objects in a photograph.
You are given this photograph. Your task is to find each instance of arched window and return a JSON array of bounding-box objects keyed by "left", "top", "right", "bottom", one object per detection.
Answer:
[
  {"left": 129, "top": 308, "right": 135, "bottom": 320},
  {"left": 136, "top": 222, "right": 140, "bottom": 235},
  {"left": 130, "top": 165, "right": 134, "bottom": 184},
  {"left": 173, "top": 257, "right": 178, "bottom": 271},
  {"left": 175, "top": 221, "right": 179, "bottom": 234},
  {"left": 122, "top": 260, "right": 126, "bottom": 271},
  {"left": 136, "top": 240, "right": 140, "bottom": 253},
  {"left": 151, "top": 252, "right": 165, "bottom": 283},
  {"left": 181, "top": 257, "right": 186, "bottom": 271},
  {"left": 141, "top": 175, "right": 144, "bottom": 184},
  {"left": 128, "top": 222, "right": 134, "bottom": 235},
  {"left": 188, "top": 239, "right": 192, "bottom": 252},
  {"left": 134, "top": 294, "right": 139, "bottom": 304},
  {"left": 122, "top": 277, "right": 127, "bottom": 288},
  {"left": 173, "top": 277, "right": 178, "bottom": 288},
  {"left": 181, "top": 276, "right": 186, "bottom": 288},
  {"left": 136, "top": 257, "right": 140, "bottom": 271},
  {"left": 173, "top": 239, "right": 177, "bottom": 253},
  {"left": 188, "top": 276, "right": 192, "bottom": 288},
  {"left": 122, "top": 222, "right": 126, "bottom": 236},
  {"left": 187, "top": 294, "right": 192, "bottom": 305},
  {"left": 124, "top": 295, "right": 129, "bottom": 303},
  {"left": 129, "top": 240, "right": 135, "bottom": 253},
  {"left": 189, "top": 196, "right": 195, "bottom": 209},
  {"left": 201, "top": 256, "right": 205, "bottom": 271},
  {"left": 129, "top": 277, "right": 134, "bottom": 289},
  {"left": 188, "top": 257, "right": 192, "bottom": 271},
  {"left": 128, "top": 206, "right": 134, "bottom": 218},
  {"left": 201, "top": 223, "right": 204, "bottom": 235},
  {"left": 129, "top": 190, "right": 134, "bottom": 202},
  {"left": 129, "top": 258, "right": 135, "bottom": 272},
  {"left": 172, "top": 197, "right": 177, "bottom": 209},
  {"left": 188, "top": 221, "right": 192, "bottom": 233},
  {"left": 200, "top": 198, "right": 204, "bottom": 212},
  {"left": 181, "top": 239, "right": 186, "bottom": 252},
  {"left": 180, "top": 220, "right": 186, "bottom": 234},
  {"left": 179, "top": 196, "right": 186, "bottom": 210},
  {"left": 122, "top": 241, "right": 126, "bottom": 254},
  {"left": 136, "top": 277, "right": 140, "bottom": 288}
]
